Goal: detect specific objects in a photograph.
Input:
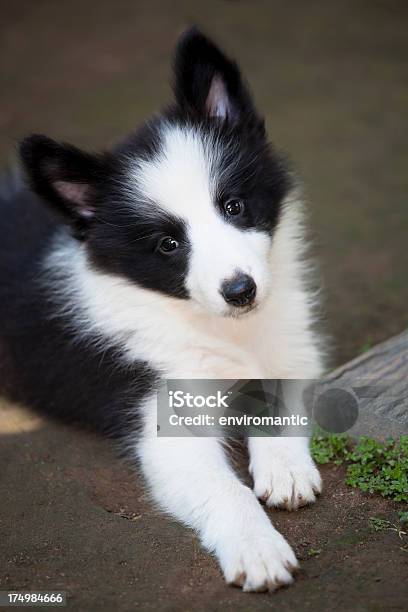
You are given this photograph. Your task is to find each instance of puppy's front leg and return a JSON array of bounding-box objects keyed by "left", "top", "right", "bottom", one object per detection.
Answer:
[
  {"left": 249, "top": 381, "right": 322, "bottom": 510},
  {"left": 136, "top": 396, "right": 298, "bottom": 592}
]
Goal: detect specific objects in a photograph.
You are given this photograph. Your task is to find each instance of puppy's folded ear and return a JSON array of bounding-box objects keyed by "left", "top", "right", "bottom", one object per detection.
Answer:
[
  {"left": 173, "top": 27, "right": 259, "bottom": 123},
  {"left": 19, "top": 135, "right": 109, "bottom": 237}
]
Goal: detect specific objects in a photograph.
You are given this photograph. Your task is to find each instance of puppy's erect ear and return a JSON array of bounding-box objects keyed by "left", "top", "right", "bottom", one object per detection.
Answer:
[
  {"left": 19, "top": 135, "right": 109, "bottom": 237},
  {"left": 173, "top": 27, "right": 258, "bottom": 122}
]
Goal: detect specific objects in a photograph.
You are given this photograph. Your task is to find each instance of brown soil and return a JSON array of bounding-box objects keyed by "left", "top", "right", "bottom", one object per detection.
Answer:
[{"left": 1, "top": 418, "right": 406, "bottom": 611}]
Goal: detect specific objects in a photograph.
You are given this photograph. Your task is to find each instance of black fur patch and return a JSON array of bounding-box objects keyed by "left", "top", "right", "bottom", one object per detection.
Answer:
[
  {"left": 173, "top": 26, "right": 255, "bottom": 120},
  {"left": 0, "top": 181, "right": 157, "bottom": 437},
  {"left": 87, "top": 123, "right": 190, "bottom": 300},
  {"left": 171, "top": 28, "right": 292, "bottom": 234},
  {"left": 19, "top": 135, "right": 111, "bottom": 240}
]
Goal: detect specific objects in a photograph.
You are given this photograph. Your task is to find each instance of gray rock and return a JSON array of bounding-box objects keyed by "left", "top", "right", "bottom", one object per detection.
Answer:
[{"left": 322, "top": 330, "right": 408, "bottom": 439}]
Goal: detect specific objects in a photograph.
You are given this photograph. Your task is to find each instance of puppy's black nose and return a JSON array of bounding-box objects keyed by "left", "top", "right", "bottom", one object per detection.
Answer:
[{"left": 221, "top": 274, "right": 257, "bottom": 307}]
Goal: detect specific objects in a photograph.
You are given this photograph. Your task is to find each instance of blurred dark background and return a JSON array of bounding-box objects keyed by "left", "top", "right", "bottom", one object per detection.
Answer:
[{"left": 1, "top": 0, "right": 407, "bottom": 365}]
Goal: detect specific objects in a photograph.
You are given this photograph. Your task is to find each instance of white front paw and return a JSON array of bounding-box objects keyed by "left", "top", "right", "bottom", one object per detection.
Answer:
[
  {"left": 219, "top": 523, "right": 298, "bottom": 592},
  {"left": 249, "top": 440, "right": 322, "bottom": 511}
]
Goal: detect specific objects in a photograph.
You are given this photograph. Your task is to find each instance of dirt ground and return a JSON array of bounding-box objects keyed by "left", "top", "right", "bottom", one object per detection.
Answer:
[
  {"left": 1, "top": 1, "right": 408, "bottom": 611},
  {"left": 1, "top": 409, "right": 407, "bottom": 612}
]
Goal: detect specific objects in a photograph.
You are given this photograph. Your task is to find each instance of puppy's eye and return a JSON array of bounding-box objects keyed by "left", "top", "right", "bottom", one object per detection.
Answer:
[
  {"left": 157, "top": 236, "right": 179, "bottom": 254},
  {"left": 224, "top": 198, "right": 245, "bottom": 217}
]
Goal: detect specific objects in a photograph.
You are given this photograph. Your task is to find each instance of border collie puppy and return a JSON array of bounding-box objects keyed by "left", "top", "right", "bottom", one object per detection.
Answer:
[{"left": 0, "top": 28, "right": 323, "bottom": 592}]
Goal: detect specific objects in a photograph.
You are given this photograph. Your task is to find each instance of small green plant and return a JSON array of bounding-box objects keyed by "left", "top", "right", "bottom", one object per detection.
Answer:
[
  {"left": 308, "top": 548, "right": 322, "bottom": 557},
  {"left": 369, "top": 517, "right": 392, "bottom": 532},
  {"left": 369, "top": 516, "right": 407, "bottom": 539},
  {"left": 359, "top": 336, "right": 374, "bottom": 354},
  {"left": 310, "top": 433, "right": 350, "bottom": 465},
  {"left": 311, "top": 434, "right": 408, "bottom": 503},
  {"left": 346, "top": 436, "right": 408, "bottom": 502},
  {"left": 399, "top": 511, "right": 408, "bottom": 524}
]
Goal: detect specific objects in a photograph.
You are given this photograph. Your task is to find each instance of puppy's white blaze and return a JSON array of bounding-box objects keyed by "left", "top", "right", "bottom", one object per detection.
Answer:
[
  {"left": 131, "top": 124, "right": 272, "bottom": 315},
  {"left": 133, "top": 124, "right": 216, "bottom": 217},
  {"left": 187, "top": 222, "right": 271, "bottom": 314}
]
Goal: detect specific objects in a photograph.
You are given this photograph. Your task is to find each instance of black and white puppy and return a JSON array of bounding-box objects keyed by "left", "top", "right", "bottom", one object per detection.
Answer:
[{"left": 0, "top": 28, "right": 323, "bottom": 592}]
